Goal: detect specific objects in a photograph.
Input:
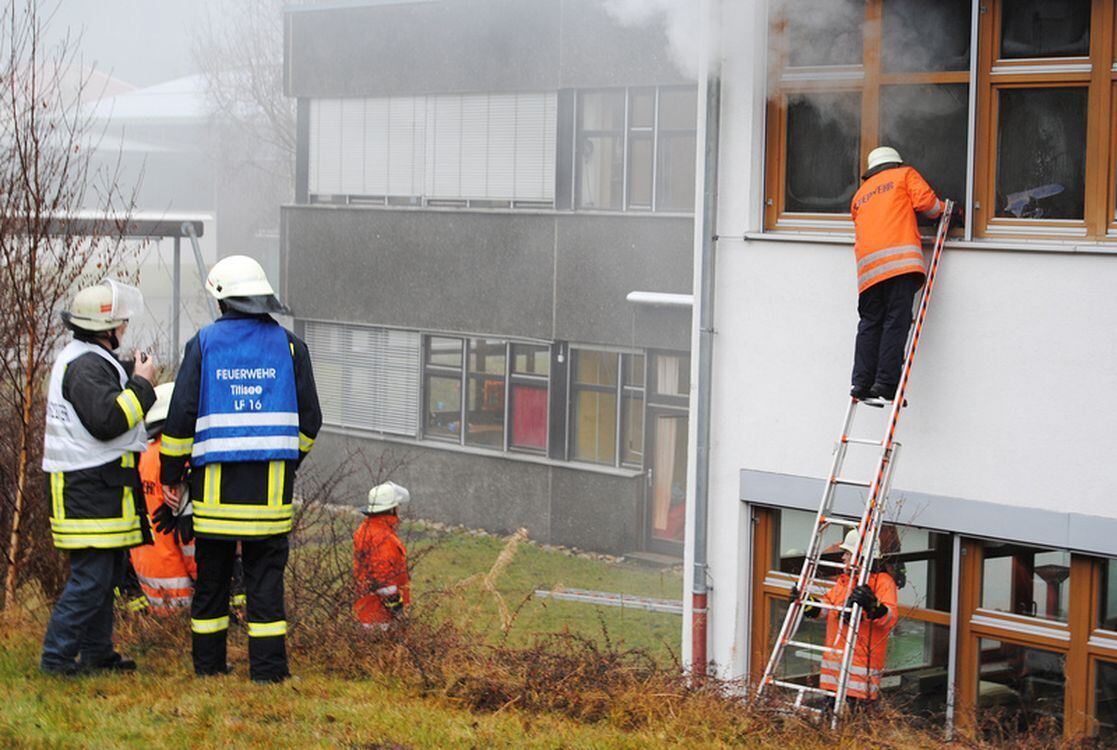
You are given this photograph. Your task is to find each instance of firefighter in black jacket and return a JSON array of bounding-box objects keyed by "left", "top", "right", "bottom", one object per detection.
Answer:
[
  {"left": 40, "top": 280, "right": 157, "bottom": 675},
  {"left": 158, "top": 255, "right": 321, "bottom": 683}
]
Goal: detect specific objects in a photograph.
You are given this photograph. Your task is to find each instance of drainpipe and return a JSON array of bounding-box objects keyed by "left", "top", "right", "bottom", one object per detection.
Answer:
[{"left": 692, "top": 64, "right": 721, "bottom": 678}]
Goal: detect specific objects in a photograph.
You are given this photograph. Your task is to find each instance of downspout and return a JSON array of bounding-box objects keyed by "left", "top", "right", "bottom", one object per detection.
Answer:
[{"left": 692, "top": 64, "right": 721, "bottom": 677}]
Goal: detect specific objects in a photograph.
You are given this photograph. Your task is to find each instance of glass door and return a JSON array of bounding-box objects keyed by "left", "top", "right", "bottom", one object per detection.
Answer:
[{"left": 646, "top": 410, "right": 687, "bottom": 555}]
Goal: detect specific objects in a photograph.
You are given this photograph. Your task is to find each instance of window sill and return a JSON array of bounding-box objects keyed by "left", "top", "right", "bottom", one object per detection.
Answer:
[
  {"left": 319, "top": 424, "right": 646, "bottom": 479},
  {"left": 741, "top": 231, "right": 1117, "bottom": 256},
  {"left": 285, "top": 202, "right": 694, "bottom": 220}
]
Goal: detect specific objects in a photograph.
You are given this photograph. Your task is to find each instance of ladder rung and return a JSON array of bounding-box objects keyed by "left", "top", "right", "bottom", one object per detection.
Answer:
[
  {"left": 842, "top": 437, "right": 882, "bottom": 446},
  {"left": 820, "top": 516, "right": 859, "bottom": 529},
  {"left": 770, "top": 679, "right": 837, "bottom": 697},
  {"left": 815, "top": 558, "right": 847, "bottom": 569},
  {"left": 810, "top": 600, "right": 851, "bottom": 613},
  {"left": 786, "top": 639, "right": 828, "bottom": 653},
  {"left": 832, "top": 477, "right": 871, "bottom": 488}
]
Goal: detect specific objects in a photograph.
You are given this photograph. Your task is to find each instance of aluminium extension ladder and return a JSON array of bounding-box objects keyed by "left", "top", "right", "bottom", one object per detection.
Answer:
[{"left": 755, "top": 200, "right": 955, "bottom": 727}]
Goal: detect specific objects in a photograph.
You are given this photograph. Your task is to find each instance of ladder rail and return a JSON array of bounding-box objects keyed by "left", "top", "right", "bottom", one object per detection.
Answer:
[{"left": 757, "top": 202, "right": 954, "bottom": 723}]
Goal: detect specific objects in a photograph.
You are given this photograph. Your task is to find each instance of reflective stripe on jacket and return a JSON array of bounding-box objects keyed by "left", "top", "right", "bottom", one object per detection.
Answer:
[
  {"left": 129, "top": 438, "right": 195, "bottom": 610},
  {"left": 353, "top": 515, "right": 410, "bottom": 625},
  {"left": 850, "top": 166, "right": 944, "bottom": 294},
  {"left": 817, "top": 571, "right": 898, "bottom": 701}
]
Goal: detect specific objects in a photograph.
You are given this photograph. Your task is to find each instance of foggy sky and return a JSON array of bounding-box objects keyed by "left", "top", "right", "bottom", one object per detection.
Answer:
[{"left": 45, "top": 0, "right": 221, "bottom": 87}]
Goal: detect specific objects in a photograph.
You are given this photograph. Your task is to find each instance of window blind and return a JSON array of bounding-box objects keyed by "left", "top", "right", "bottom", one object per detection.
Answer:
[{"left": 304, "top": 321, "right": 421, "bottom": 437}]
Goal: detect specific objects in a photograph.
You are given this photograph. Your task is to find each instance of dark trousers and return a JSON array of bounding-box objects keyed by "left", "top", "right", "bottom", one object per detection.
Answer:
[
  {"left": 41, "top": 548, "right": 123, "bottom": 671},
  {"left": 192, "top": 534, "right": 289, "bottom": 681},
  {"left": 852, "top": 273, "right": 923, "bottom": 397}
]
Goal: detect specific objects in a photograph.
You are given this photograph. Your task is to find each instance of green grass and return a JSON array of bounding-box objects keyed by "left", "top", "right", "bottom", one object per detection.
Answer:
[{"left": 402, "top": 523, "right": 682, "bottom": 658}]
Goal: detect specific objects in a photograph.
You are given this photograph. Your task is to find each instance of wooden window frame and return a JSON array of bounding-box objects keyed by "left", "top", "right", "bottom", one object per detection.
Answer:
[
  {"left": 954, "top": 538, "right": 1113, "bottom": 741},
  {"left": 975, "top": 0, "right": 1114, "bottom": 239},
  {"left": 765, "top": 1, "right": 969, "bottom": 232}
]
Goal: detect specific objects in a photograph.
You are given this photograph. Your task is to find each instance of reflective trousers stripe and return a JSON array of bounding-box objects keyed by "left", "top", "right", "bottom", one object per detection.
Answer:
[
  {"left": 192, "top": 616, "right": 230, "bottom": 634},
  {"left": 115, "top": 390, "right": 144, "bottom": 429},
  {"left": 246, "top": 620, "right": 287, "bottom": 638}
]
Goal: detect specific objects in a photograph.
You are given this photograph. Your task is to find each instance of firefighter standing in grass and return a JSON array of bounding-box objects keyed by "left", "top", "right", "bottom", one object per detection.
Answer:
[
  {"left": 40, "top": 280, "right": 157, "bottom": 676},
  {"left": 353, "top": 482, "right": 410, "bottom": 629},
  {"left": 130, "top": 382, "right": 197, "bottom": 613},
  {"left": 158, "top": 255, "right": 321, "bottom": 683},
  {"left": 797, "top": 529, "right": 898, "bottom": 705},
  {"left": 849, "top": 146, "right": 960, "bottom": 406}
]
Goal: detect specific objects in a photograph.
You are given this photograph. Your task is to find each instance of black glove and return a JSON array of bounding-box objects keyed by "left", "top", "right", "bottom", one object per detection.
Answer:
[
  {"left": 789, "top": 585, "right": 820, "bottom": 619},
  {"left": 848, "top": 584, "right": 888, "bottom": 620},
  {"left": 152, "top": 502, "right": 176, "bottom": 535},
  {"left": 788, "top": 585, "right": 800, "bottom": 602},
  {"left": 382, "top": 592, "right": 404, "bottom": 618},
  {"left": 173, "top": 511, "right": 194, "bottom": 545},
  {"left": 950, "top": 202, "right": 965, "bottom": 226}
]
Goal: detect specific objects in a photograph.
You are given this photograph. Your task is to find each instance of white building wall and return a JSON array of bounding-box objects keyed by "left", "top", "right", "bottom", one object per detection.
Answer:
[{"left": 686, "top": 0, "right": 1117, "bottom": 680}]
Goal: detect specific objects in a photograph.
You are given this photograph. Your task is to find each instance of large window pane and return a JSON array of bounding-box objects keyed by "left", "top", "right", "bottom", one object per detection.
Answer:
[
  {"left": 425, "top": 374, "right": 461, "bottom": 440},
  {"left": 885, "top": 620, "right": 951, "bottom": 721},
  {"left": 653, "top": 354, "right": 689, "bottom": 397},
  {"left": 466, "top": 375, "right": 504, "bottom": 448},
  {"left": 621, "top": 391, "right": 644, "bottom": 466},
  {"left": 881, "top": 0, "right": 971, "bottom": 73},
  {"left": 981, "top": 542, "right": 1070, "bottom": 623},
  {"left": 880, "top": 84, "right": 968, "bottom": 203},
  {"left": 995, "top": 87, "right": 1086, "bottom": 220},
  {"left": 578, "top": 91, "right": 625, "bottom": 210},
  {"left": 1100, "top": 558, "right": 1117, "bottom": 630},
  {"left": 1098, "top": 661, "right": 1117, "bottom": 741},
  {"left": 785, "top": 91, "right": 860, "bottom": 213},
  {"left": 784, "top": 0, "right": 865, "bottom": 67},
  {"left": 977, "top": 639, "right": 1064, "bottom": 737},
  {"left": 510, "top": 383, "right": 547, "bottom": 450},
  {"left": 768, "top": 598, "right": 828, "bottom": 681},
  {"left": 656, "top": 132, "right": 696, "bottom": 212},
  {"left": 573, "top": 390, "right": 617, "bottom": 464},
  {"left": 627, "top": 134, "right": 653, "bottom": 209},
  {"left": 1001, "top": 0, "right": 1090, "bottom": 59},
  {"left": 649, "top": 413, "right": 686, "bottom": 542}
]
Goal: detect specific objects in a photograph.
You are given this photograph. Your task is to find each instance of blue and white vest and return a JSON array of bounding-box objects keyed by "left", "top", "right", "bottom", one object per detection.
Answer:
[{"left": 193, "top": 318, "right": 299, "bottom": 466}]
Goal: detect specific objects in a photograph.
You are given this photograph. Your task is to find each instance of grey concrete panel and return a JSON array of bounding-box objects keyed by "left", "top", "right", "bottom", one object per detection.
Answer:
[
  {"left": 550, "top": 466, "right": 642, "bottom": 553},
  {"left": 740, "top": 469, "right": 1117, "bottom": 556},
  {"left": 634, "top": 306, "right": 691, "bottom": 353},
  {"left": 558, "top": 0, "right": 696, "bottom": 88},
  {"left": 284, "top": 206, "right": 554, "bottom": 340},
  {"left": 286, "top": 0, "right": 561, "bottom": 97},
  {"left": 554, "top": 214, "right": 693, "bottom": 347},
  {"left": 306, "top": 432, "right": 552, "bottom": 542}
]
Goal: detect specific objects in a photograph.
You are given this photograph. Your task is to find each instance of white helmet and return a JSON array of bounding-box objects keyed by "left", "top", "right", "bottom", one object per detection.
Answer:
[
  {"left": 62, "top": 279, "right": 144, "bottom": 332},
  {"left": 206, "top": 255, "right": 274, "bottom": 299},
  {"left": 866, "top": 146, "right": 903, "bottom": 172},
  {"left": 840, "top": 529, "right": 881, "bottom": 560},
  {"left": 146, "top": 382, "right": 175, "bottom": 426},
  {"left": 364, "top": 481, "right": 410, "bottom": 514}
]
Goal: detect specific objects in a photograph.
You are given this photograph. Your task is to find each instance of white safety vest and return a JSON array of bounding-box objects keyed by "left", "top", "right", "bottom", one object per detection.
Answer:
[{"left": 42, "top": 340, "right": 148, "bottom": 472}]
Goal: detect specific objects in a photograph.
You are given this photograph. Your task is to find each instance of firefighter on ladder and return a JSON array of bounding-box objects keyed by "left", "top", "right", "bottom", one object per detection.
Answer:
[
  {"left": 849, "top": 146, "right": 961, "bottom": 406},
  {"left": 797, "top": 529, "right": 898, "bottom": 706},
  {"left": 158, "top": 255, "right": 322, "bottom": 683}
]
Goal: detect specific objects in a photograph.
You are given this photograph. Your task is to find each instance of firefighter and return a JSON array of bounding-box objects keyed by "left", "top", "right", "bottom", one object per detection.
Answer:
[
  {"left": 130, "top": 382, "right": 196, "bottom": 613},
  {"left": 849, "top": 146, "right": 960, "bottom": 405},
  {"left": 798, "top": 529, "right": 898, "bottom": 705},
  {"left": 353, "top": 482, "right": 410, "bottom": 629},
  {"left": 158, "top": 255, "right": 321, "bottom": 683},
  {"left": 40, "top": 280, "right": 157, "bottom": 675}
]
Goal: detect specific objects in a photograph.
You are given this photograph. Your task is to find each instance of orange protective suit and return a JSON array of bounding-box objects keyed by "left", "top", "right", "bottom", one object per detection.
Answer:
[
  {"left": 850, "top": 166, "right": 945, "bottom": 293},
  {"left": 818, "top": 571, "right": 898, "bottom": 701},
  {"left": 129, "top": 438, "right": 196, "bottom": 612},
  {"left": 353, "top": 514, "right": 410, "bottom": 626}
]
